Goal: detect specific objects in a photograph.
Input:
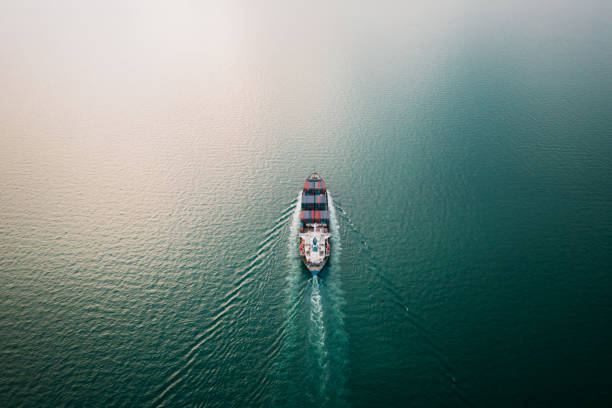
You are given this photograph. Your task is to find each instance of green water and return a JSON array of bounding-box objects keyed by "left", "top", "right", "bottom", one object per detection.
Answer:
[{"left": 2, "top": 1, "right": 612, "bottom": 406}]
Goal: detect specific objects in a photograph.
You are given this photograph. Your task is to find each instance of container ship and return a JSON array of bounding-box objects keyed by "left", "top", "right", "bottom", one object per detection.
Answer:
[{"left": 299, "top": 173, "right": 331, "bottom": 274}]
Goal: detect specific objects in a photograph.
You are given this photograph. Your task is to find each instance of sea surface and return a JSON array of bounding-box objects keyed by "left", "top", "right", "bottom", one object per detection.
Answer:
[{"left": 1, "top": 1, "right": 612, "bottom": 407}]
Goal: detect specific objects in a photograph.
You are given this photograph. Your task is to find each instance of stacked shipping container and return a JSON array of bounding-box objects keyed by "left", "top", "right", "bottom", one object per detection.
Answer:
[
  {"left": 301, "top": 193, "right": 327, "bottom": 210},
  {"left": 303, "top": 181, "right": 326, "bottom": 194},
  {"left": 300, "top": 210, "right": 330, "bottom": 224},
  {"left": 300, "top": 175, "right": 329, "bottom": 232}
]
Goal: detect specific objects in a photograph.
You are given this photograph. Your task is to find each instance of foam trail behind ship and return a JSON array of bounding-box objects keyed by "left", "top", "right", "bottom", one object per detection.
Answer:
[
  {"left": 276, "top": 191, "right": 349, "bottom": 407},
  {"left": 308, "top": 276, "right": 329, "bottom": 399}
]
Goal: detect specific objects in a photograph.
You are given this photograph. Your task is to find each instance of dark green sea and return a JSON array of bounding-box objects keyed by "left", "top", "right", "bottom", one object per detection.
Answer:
[{"left": 2, "top": 1, "right": 612, "bottom": 407}]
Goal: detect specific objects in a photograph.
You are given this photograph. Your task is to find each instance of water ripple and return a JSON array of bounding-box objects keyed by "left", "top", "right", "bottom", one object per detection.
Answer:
[
  {"left": 151, "top": 196, "right": 298, "bottom": 407},
  {"left": 335, "top": 200, "right": 473, "bottom": 407}
]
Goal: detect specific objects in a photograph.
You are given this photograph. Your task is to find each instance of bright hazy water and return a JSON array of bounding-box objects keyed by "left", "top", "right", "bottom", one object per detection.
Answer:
[{"left": 2, "top": 1, "right": 612, "bottom": 406}]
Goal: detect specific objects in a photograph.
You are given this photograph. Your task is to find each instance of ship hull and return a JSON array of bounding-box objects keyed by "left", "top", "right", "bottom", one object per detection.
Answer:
[
  {"left": 298, "top": 173, "right": 331, "bottom": 275},
  {"left": 300, "top": 255, "right": 328, "bottom": 274}
]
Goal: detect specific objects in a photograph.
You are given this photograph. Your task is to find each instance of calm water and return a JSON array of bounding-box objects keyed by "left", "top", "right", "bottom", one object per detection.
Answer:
[{"left": 2, "top": 1, "right": 612, "bottom": 406}]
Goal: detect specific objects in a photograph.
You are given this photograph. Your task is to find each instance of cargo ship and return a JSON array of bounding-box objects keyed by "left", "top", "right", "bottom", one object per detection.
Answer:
[{"left": 299, "top": 173, "right": 331, "bottom": 274}]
